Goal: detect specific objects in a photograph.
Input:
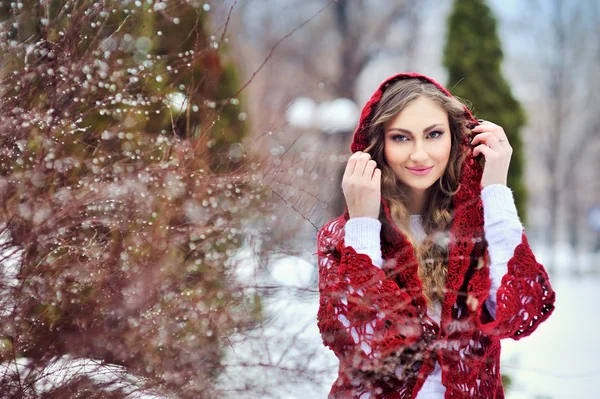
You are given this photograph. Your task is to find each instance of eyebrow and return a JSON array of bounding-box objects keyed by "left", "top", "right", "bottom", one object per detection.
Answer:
[{"left": 387, "top": 123, "right": 444, "bottom": 135}]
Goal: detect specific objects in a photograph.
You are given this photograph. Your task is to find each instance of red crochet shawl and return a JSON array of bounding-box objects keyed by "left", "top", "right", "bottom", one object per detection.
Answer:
[{"left": 316, "top": 73, "right": 556, "bottom": 399}]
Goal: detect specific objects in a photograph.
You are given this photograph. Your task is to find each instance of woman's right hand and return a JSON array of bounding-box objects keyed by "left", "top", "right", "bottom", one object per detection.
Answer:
[{"left": 342, "top": 151, "right": 381, "bottom": 220}]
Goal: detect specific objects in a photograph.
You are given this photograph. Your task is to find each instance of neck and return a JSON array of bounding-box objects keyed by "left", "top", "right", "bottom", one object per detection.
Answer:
[{"left": 406, "top": 187, "right": 430, "bottom": 215}]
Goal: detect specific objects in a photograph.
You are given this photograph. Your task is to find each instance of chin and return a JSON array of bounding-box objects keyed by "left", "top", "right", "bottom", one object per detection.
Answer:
[
  {"left": 399, "top": 175, "right": 438, "bottom": 190},
  {"left": 407, "top": 182, "right": 436, "bottom": 191}
]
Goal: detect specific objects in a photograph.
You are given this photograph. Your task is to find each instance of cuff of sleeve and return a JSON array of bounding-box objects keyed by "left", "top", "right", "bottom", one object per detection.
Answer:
[
  {"left": 345, "top": 217, "right": 382, "bottom": 250},
  {"left": 481, "top": 184, "right": 521, "bottom": 225}
]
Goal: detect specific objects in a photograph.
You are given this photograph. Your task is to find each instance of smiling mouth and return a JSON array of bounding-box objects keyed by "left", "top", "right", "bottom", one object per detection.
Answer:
[
  {"left": 406, "top": 167, "right": 433, "bottom": 171},
  {"left": 406, "top": 166, "right": 433, "bottom": 175}
]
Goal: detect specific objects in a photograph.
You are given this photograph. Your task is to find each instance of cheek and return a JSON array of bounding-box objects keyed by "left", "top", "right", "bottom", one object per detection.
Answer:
[
  {"left": 439, "top": 146, "right": 451, "bottom": 160},
  {"left": 383, "top": 144, "right": 407, "bottom": 164},
  {"left": 436, "top": 140, "right": 452, "bottom": 162},
  {"left": 383, "top": 145, "right": 393, "bottom": 164}
]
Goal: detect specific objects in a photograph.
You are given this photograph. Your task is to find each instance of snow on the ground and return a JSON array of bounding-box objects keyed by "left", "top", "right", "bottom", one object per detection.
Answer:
[
  {"left": 0, "top": 355, "right": 165, "bottom": 398},
  {"left": 222, "top": 243, "right": 599, "bottom": 399},
  {"left": 502, "top": 274, "right": 600, "bottom": 399},
  {"left": 219, "top": 247, "right": 334, "bottom": 398}
]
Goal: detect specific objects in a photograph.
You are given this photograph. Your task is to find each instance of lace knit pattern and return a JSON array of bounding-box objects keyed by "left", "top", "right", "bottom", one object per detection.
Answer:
[{"left": 316, "top": 73, "right": 556, "bottom": 399}]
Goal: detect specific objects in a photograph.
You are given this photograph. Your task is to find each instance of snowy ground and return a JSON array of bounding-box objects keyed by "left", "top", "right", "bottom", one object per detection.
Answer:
[
  {"left": 500, "top": 273, "right": 600, "bottom": 399},
  {"left": 220, "top": 242, "right": 600, "bottom": 399},
  {"left": 500, "top": 244, "right": 600, "bottom": 399}
]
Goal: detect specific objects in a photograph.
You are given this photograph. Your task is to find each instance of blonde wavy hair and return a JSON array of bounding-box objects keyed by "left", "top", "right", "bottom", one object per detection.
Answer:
[{"left": 362, "top": 78, "right": 472, "bottom": 310}]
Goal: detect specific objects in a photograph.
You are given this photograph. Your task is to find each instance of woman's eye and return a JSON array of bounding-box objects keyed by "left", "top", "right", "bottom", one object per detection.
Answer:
[{"left": 391, "top": 131, "right": 443, "bottom": 142}]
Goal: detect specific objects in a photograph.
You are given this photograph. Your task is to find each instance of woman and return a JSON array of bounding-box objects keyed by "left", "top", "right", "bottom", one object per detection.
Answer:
[{"left": 316, "top": 73, "right": 555, "bottom": 399}]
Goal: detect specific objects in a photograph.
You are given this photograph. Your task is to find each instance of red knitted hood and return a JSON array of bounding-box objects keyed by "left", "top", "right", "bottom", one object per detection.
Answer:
[{"left": 337, "top": 71, "right": 490, "bottom": 333}]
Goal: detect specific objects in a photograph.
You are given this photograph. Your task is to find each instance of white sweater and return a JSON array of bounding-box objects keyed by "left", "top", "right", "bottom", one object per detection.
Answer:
[{"left": 343, "top": 184, "right": 524, "bottom": 398}]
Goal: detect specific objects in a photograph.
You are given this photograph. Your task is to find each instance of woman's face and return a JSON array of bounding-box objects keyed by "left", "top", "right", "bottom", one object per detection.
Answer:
[{"left": 383, "top": 96, "right": 452, "bottom": 196}]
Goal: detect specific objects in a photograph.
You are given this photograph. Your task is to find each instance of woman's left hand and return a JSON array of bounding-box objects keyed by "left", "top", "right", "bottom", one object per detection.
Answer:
[{"left": 470, "top": 120, "right": 513, "bottom": 188}]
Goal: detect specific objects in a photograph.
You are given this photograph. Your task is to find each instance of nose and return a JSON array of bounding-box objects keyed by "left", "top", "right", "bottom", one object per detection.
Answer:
[{"left": 409, "top": 146, "right": 428, "bottom": 163}]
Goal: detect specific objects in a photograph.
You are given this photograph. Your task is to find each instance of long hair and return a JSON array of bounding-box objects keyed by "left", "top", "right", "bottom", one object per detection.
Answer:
[{"left": 363, "top": 78, "right": 472, "bottom": 309}]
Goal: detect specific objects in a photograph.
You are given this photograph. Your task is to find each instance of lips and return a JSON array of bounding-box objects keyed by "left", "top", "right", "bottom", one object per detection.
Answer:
[
  {"left": 406, "top": 166, "right": 433, "bottom": 172},
  {"left": 406, "top": 166, "right": 433, "bottom": 176}
]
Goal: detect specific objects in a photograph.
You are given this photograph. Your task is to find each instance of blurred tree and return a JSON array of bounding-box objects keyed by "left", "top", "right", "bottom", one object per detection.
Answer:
[
  {"left": 0, "top": 1, "right": 267, "bottom": 397},
  {"left": 443, "top": 1, "right": 524, "bottom": 394},
  {"left": 443, "top": 0, "right": 529, "bottom": 225},
  {"left": 214, "top": 0, "right": 432, "bottom": 244},
  {"left": 519, "top": 0, "right": 600, "bottom": 274}
]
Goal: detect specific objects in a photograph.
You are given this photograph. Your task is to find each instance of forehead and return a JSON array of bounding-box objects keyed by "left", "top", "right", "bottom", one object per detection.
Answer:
[{"left": 386, "top": 97, "right": 448, "bottom": 128}]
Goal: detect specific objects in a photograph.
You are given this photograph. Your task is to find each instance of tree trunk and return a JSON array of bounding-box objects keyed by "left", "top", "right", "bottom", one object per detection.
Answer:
[
  {"left": 567, "top": 173, "right": 581, "bottom": 275},
  {"left": 548, "top": 174, "right": 560, "bottom": 275}
]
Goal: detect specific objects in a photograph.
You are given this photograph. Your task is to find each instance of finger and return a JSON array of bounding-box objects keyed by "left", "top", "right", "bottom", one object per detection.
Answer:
[
  {"left": 472, "top": 120, "right": 489, "bottom": 129},
  {"left": 481, "top": 120, "right": 500, "bottom": 129},
  {"left": 472, "top": 122, "right": 506, "bottom": 139},
  {"left": 364, "top": 159, "right": 377, "bottom": 179},
  {"left": 472, "top": 144, "right": 493, "bottom": 158},
  {"left": 373, "top": 168, "right": 381, "bottom": 188},
  {"left": 342, "top": 157, "right": 357, "bottom": 184},
  {"left": 470, "top": 122, "right": 486, "bottom": 133},
  {"left": 476, "top": 120, "right": 501, "bottom": 129},
  {"left": 353, "top": 152, "right": 372, "bottom": 177},
  {"left": 487, "top": 130, "right": 509, "bottom": 146},
  {"left": 471, "top": 132, "right": 501, "bottom": 147},
  {"left": 343, "top": 151, "right": 363, "bottom": 182}
]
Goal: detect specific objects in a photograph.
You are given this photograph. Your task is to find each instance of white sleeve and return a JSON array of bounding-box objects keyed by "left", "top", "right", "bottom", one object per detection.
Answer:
[
  {"left": 481, "top": 184, "right": 524, "bottom": 319},
  {"left": 344, "top": 217, "right": 383, "bottom": 268}
]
